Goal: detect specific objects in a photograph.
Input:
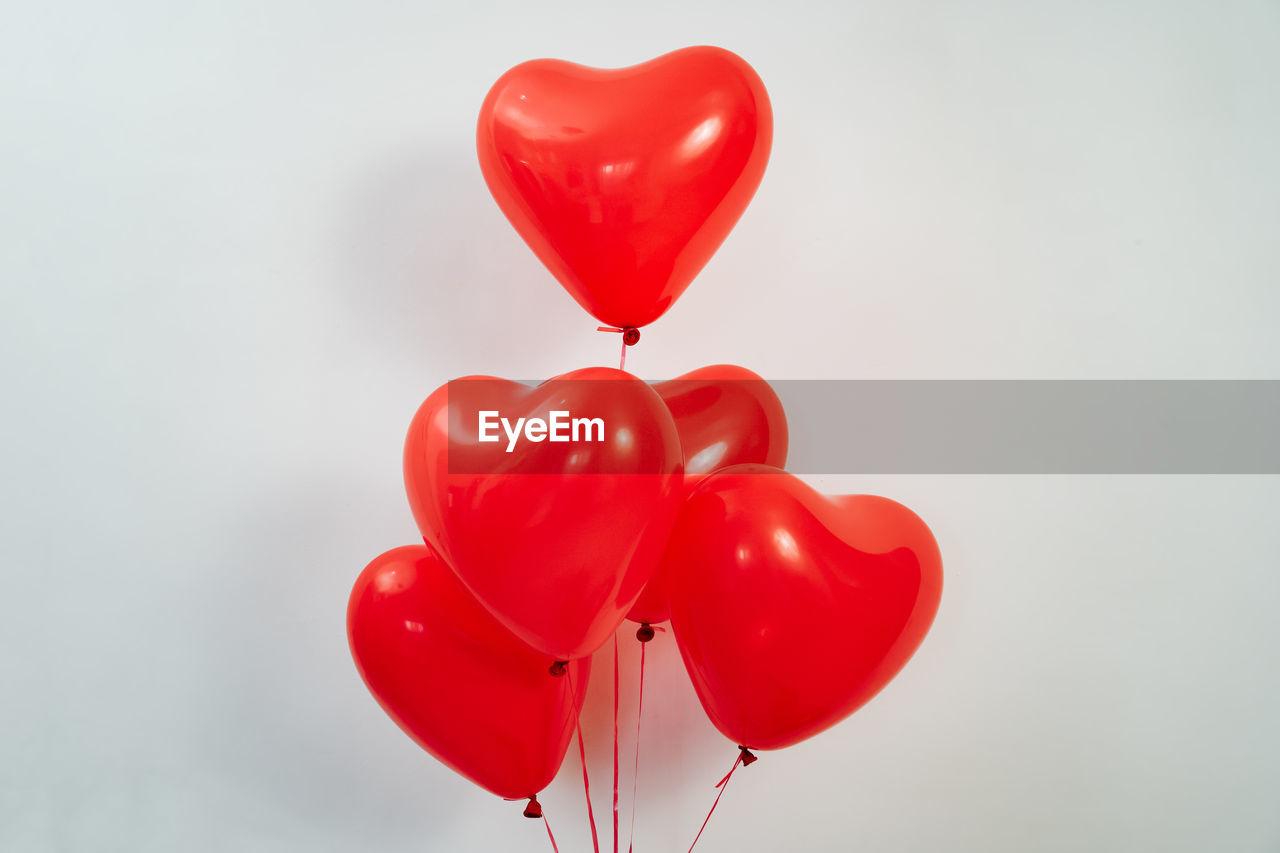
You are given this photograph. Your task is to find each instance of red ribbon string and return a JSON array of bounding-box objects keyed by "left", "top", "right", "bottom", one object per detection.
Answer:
[
  {"left": 570, "top": 668, "right": 601, "bottom": 853},
  {"left": 543, "top": 815, "right": 560, "bottom": 853},
  {"left": 612, "top": 633, "right": 620, "bottom": 853},
  {"left": 687, "top": 748, "right": 754, "bottom": 853},
  {"left": 626, "top": 635, "right": 647, "bottom": 853}
]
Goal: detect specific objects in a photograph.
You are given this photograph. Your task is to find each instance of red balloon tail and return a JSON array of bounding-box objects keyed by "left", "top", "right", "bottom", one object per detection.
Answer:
[
  {"left": 524, "top": 795, "right": 544, "bottom": 819},
  {"left": 627, "top": 631, "right": 649, "bottom": 853},
  {"left": 569, "top": 668, "right": 602, "bottom": 853},
  {"left": 687, "top": 747, "right": 755, "bottom": 852},
  {"left": 520, "top": 796, "right": 559, "bottom": 852}
]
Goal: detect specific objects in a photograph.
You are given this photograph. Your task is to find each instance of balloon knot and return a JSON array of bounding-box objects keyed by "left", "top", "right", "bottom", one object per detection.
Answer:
[
  {"left": 636, "top": 623, "right": 656, "bottom": 643},
  {"left": 523, "top": 795, "right": 543, "bottom": 819},
  {"left": 596, "top": 325, "right": 641, "bottom": 346},
  {"left": 738, "top": 746, "right": 758, "bottom": 766},
  {"left": 549, "top": 661, "right": 568, "bottom": 677}
]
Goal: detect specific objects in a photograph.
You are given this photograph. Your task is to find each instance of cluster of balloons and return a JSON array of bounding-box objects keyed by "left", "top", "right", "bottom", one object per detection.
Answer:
[{"left": 347, "top": 46, "right": 943, "bottom": 822}]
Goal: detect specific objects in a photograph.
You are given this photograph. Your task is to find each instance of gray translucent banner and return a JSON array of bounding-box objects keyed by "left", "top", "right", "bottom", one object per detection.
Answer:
[{"left": 774, "top": 380, "right": 1279, "bottom": 474}]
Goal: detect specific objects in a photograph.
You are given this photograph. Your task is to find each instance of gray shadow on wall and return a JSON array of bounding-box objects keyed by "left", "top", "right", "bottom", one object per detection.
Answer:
[
  {"left": 201, "top": 143, "right": 645, "bottom": 850},
  {"left": 194, "top": 474, "right": 472, "bottom": 849},
  {"left": 329, "top": 141, "right": 582, "bottom": 375}
]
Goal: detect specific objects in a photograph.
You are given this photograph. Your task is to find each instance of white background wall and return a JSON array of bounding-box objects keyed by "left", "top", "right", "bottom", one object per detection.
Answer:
[{"left": 2, "top": 1, "right": 1278, "bottom": 851}]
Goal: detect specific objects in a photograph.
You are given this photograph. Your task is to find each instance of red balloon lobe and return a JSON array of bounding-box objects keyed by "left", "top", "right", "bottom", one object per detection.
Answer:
[
  {"left": 665, "top": 467, "right": 943, "bottom": 750},
  {"left": 347, "top": 546, "right": 588, "bottom": 800},
  {"left": 477, "top": 46, "right": 773, "bottom": 328},
  {"left": 626, "top": 365, "right": 788, "bottom": 624},
  {"left": 404, "top": 367, "right": 684, "bottom": 660}
]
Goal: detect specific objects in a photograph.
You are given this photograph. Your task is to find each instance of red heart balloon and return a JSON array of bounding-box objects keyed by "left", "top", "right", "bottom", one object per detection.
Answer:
[
  {"left": 477, "top": 46, "right": 773, "bottom": 329},
  {"left": 404, "top": 367, "right": 683, "bottom": 660},
  {"left": 666, "top": 466, "right": 943, "bottom": 750},
  {"left": 347, "top": 546, "right": 588, "bottom": 800},
  {"left": 627, "top": 365, "right": 788, "bottom": 624}
]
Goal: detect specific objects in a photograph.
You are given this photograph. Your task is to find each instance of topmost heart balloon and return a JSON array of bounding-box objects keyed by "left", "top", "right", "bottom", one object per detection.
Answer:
[{"left": 477, "top": 46, "right": 773, "bottom": 329}]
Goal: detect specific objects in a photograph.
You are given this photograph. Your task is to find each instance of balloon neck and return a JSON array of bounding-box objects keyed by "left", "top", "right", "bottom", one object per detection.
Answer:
[
  {"left": 635, "top": 622, "right": 656, "bottom": 643},
  {"left": 738, "top": 745, "right": 758, "bottom": 766},
  {"left": 549, "top": 661, "right": 568, "bottom": 677},
  {"left": 523, "top": 795, "right": 543, "bottom": 819}
]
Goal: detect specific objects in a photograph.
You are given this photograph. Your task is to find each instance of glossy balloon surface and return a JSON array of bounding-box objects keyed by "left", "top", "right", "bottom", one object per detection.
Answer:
[
  {"left": 627, "top": 365, "right": 788, "bottom": 624},
  {"left": 477, "top": 46, "right": 772, "bottom": 328},
  {"left": 347, "top": 546, "right": 588, "bottom": 799},
  {"left": 666, "top": 466, "right": 942, "bottom": 750},
  {"left": 404, "top": 367, "right": 683, "bottom": 660}
]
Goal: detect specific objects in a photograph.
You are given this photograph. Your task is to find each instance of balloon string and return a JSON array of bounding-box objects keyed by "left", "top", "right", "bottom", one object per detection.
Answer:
[
  {"left": 543, "top": 815, "right": 560, "bottom": 853},
  {"left": 626, "top": 636, "right": 647, "bottom": 853},
  {"left": 686, "top": 748, "right": 755, "bottom": 853},
  {"left": 612, "top": 633, "right": 620, "bottom": 853},
  {"left": 570, "top": 671, "right": 601, "bottom": 853}
]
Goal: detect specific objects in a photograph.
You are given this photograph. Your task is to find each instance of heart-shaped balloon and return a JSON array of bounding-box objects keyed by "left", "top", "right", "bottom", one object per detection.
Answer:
[
  {"left": 347, "top": 546, "right": 588, "bottom": 800},
  {"left": 666, "top": 466, "right": 943, "bottom": 750},
  {"left": 477, "top": 46, "right": 773, "bottom": 329},
  {"left": 627, "top": 365, "right": 788, "bottom": 624},
  {"left": 404, "top": 367, "right": 683, "bottom": 660}
]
